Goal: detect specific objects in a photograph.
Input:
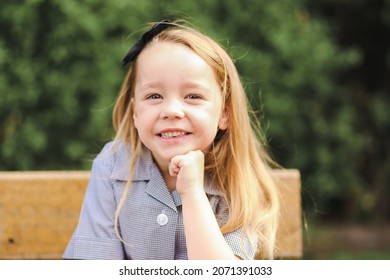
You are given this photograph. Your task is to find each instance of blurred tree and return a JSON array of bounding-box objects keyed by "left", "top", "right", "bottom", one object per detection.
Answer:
[
  {"left": 197, "top": 0, "right": 362, "bottom": 222},
  {"left": 0, "top": 0, "right": 139, "bottom": 169},
  {"left": 305, "top": 0, "right": 390, "bottom": 223},
  {"left": 0, "top": 0, "right": 388, "bottom": 223}
]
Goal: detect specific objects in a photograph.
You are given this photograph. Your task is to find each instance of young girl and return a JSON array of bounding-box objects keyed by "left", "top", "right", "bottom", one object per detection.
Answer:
[{"left": 64, "top": 20, "right": 279, "bottom": 260}]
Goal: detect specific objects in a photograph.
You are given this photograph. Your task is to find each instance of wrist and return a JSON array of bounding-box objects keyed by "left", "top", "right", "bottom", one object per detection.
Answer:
[{"left": 179, "top": 185, "right": 207, "bottom": 201}]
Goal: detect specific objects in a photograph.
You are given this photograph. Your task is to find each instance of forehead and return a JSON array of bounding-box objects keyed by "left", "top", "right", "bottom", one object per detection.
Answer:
[{"left": 135, "top": 42, "right": 218, "bottom": 88}]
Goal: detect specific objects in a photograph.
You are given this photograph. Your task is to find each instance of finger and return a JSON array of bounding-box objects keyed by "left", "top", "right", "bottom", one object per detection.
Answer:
[
  {"left": 169, "top": 166, "right": 180, "bottom": 177},
  {"left": 169, "top": 156, "right": 183, "bottom": 177}
]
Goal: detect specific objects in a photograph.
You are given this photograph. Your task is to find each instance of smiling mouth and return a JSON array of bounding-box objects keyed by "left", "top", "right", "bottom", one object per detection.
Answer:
[{"left": 159, "top": 131, "right": 191, "bottom": 139}]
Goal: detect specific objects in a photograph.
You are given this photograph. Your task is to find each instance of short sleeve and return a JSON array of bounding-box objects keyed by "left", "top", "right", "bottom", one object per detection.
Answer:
[
  {"left": 223, "top": 228, "right": 257, "bottom": 260},
  {"left": 208, "top": 195, "right": 258, "bottom": 260},
  {"left": 63, "top": 143, "right": 125, "bottom": 259}
]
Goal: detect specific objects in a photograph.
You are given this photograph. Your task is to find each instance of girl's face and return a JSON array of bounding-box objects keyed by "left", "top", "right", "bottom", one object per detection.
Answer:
[{"left": 133, "top": 42, "right": 228, "bottom": 171}]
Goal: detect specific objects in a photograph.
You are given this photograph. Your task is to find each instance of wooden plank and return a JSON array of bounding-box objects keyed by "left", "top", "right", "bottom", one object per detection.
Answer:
[
  {"left": 0, "top": 171, "right": 89, "bottom": 259},
  {"left": 272, "top": 169, "right": 302, "bottom": 259},
  {"left": 0, "top": 169, "right": 302, "bottom": 259}
]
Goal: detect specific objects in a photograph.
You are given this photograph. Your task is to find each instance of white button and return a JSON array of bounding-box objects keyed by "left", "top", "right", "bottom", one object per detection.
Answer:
[{"left": 157, "top": 213, "right": 168, "bottom": 226}]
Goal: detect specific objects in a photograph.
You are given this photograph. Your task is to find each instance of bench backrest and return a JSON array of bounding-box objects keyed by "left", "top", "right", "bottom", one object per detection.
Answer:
[{"left": 0, "top": 169, "right": 302, "bottom": 259}]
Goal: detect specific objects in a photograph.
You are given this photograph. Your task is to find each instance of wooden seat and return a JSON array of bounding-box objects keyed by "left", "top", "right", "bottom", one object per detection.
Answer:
[{"left": 0, "top": 169, "right": 302, "bottom": 259}]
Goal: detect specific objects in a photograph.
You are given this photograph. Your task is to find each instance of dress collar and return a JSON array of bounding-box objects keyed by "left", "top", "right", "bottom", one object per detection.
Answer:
[{"left": 109, "top": 141, "right": 223, "bottom": 197}]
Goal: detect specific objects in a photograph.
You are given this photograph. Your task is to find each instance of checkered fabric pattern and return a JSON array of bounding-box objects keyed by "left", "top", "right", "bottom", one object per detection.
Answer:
[{"left": 63, "top": 141, "right": 256, "bottom": 260}]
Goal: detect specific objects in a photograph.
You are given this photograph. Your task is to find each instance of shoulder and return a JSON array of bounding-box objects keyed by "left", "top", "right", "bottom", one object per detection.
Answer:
[
  {"left": 94, "top": 140, "right": 130, "bottom": 162},
  {"left": 204, "top": 180, "right": 229, "bottom": 226},
  {"left": 91, "top": 140, "right": 132, "bottom": 179},
  {"left": 93, "top": 141, "right": 154, "bottom": 182}
]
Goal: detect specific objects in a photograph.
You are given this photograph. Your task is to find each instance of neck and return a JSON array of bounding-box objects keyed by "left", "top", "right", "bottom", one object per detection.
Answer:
[
  {"left": 152, "top": 156, "right": 177, "bottom": 192},
  {"left": 163, "top": 173, "right": 177, "bottom": 193}
]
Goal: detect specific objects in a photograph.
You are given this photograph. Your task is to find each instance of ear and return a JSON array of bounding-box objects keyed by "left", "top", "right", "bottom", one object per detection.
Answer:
[
  {"left": 131, "top": 98, "right": 138, "bottom": 129},
  {"left": 218, "top": 106, "right": 229, "bottom": 130}
]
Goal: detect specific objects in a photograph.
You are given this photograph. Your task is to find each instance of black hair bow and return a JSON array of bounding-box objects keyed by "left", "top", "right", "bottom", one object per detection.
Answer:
[{"left": 122, "top": 19, "right": 172, "bottom": 67}]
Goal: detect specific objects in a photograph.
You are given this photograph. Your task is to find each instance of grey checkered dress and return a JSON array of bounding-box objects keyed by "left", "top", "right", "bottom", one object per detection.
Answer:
[{"left": 63, "top": 141, "right": 256, "bottom": 259}]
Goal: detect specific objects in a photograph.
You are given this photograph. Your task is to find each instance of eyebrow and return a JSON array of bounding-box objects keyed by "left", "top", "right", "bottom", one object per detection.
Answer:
[
  {"left": 138, "top": 81, "right": 213, "bottom": 92},
  {"left": 138, "top": 83, "right": 159, "bottom": 91},
  {"left": 182, "top": 81, "right": 212, "bottom": 91}
]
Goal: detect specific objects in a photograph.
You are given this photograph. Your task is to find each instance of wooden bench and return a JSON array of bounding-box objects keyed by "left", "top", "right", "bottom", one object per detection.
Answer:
[{"left": 0, "top": 169, "right": 302, "bottom": 259}]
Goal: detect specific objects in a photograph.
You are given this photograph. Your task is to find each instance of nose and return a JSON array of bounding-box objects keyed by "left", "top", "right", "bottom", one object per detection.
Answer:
[{"left": 160, "top": 98, "right": 185, "bottom": 119}]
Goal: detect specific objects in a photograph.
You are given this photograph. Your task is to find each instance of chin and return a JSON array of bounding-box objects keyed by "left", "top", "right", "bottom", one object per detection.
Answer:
[{"left": 162, "top": 148, "right": 195, "bottom": 160}]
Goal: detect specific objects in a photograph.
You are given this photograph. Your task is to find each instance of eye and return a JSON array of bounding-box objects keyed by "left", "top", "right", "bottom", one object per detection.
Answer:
[
  {"left": 185, "top": 94, "right": 202, "bottom": 100},
  {"left": 146, "top": 93, "right": 162, "bottom": 100}
]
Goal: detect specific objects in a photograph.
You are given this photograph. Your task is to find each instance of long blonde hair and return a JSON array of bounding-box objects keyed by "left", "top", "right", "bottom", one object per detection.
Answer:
[{"left": 112, "top": 21, "right": 279, "bottom": 259}]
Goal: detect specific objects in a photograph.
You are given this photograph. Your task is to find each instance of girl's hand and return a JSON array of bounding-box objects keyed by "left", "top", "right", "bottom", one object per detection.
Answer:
[{"left": 168, "top": 150, "right": 204, "bottom": 197}]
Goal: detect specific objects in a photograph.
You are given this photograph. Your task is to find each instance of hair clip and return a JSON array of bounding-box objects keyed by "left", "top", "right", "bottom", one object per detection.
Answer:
[{"left": 122, "top": 19, "right": 172, "bottom": 67}]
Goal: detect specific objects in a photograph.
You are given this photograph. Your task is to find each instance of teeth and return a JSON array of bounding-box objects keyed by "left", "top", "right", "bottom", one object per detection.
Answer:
[{"left": 160, "top": 131, "right": 187, "bottom": 138}]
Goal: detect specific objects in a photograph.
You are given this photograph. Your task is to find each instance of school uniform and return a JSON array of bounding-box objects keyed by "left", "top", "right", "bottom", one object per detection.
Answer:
[{"left": 63, "top": 141, "right": 256, "bottom": 260}]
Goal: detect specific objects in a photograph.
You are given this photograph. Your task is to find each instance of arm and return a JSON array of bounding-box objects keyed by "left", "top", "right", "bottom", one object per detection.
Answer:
[
  {"left": 169, "top": 150, "right": 239, "bottom": 260},
  {"left": 181, "top": 190, "right": 240, "bottom": 260}
]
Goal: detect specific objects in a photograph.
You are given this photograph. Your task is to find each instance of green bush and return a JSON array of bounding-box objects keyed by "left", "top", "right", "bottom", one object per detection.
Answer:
[{"left": 1, "top": 0, "right": 388, "bottom": 223}]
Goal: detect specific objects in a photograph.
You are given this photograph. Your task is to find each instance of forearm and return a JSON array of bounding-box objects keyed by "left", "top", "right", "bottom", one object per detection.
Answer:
[
  {"left": 181, "top": 190, "right": 237, "bottom": 260},
  {"left": 170, "top": 151, "right": 238, "bottom": 259}
]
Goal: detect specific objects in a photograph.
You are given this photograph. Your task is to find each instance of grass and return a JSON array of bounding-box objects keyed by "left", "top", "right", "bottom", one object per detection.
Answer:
[{"left": 302, "top": 223, "right": 390, "bottom": 260}]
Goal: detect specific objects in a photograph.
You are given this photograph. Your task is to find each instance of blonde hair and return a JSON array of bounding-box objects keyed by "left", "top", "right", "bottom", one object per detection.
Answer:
[{"left": 112, "top": 21, "right": 279, "bottom": 259}]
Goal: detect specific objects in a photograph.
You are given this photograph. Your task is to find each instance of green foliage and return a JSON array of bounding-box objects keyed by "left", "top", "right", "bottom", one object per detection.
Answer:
[
  {"left": 0, "top": 0, "right": 388, "bottom": 222},
  {"left": 0, "top": 0, "right": 133, "bottom": 169}
]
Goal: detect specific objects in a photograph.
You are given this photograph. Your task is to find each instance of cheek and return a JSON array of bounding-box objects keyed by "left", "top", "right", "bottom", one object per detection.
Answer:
[
  {"left": 133, "top": 108, "right": 157, "bottom": 137},
  {"left": 133, "top": 102, "right": 151, "bottom": 131},
  {"left": 133, "top": 111, "right": 146, "bottom": 131},
  {"left": 192, "top": 109, "right": 221, "bottom": 135}
]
